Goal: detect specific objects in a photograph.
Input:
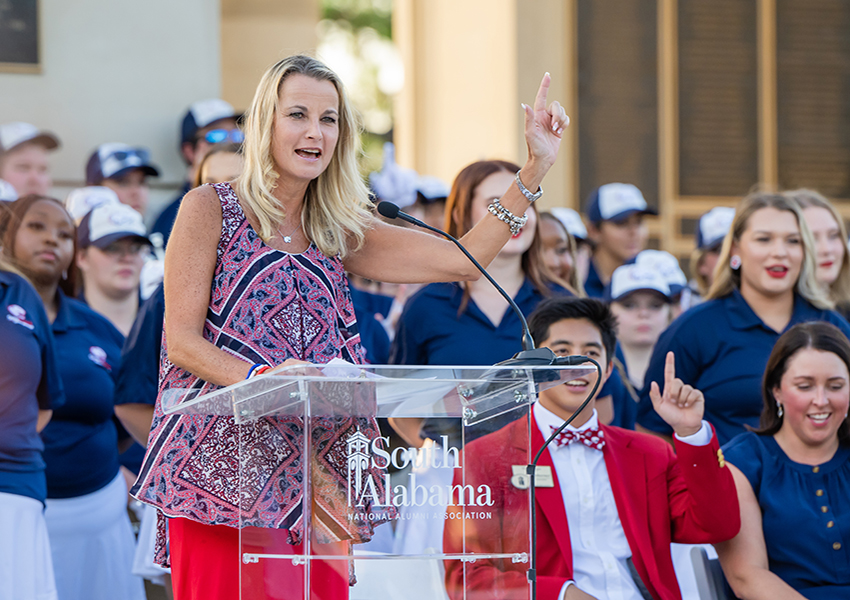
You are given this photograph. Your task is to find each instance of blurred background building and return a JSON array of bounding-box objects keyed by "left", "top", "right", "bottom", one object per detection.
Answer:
[{"left": 2, "top": 0, "right": 848, "bottom": 263}]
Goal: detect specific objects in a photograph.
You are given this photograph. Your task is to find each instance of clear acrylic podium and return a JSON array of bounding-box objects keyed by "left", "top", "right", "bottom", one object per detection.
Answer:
[{"left": 161, "top": 362, "right": 592, "bottom": 600}]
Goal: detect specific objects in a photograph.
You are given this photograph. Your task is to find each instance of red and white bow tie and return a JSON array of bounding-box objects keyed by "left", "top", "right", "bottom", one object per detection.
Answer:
[{"left": 550, "top": 425, "right": 606, "bottom": 451}]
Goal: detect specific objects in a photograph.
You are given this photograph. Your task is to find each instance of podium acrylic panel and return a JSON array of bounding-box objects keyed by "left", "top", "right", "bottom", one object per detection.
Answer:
[{"left": 161, "top": 363, "right": 594, "bottom": 599}]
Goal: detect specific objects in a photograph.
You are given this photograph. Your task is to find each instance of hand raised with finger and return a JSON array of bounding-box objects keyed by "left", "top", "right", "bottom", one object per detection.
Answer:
[
  {"left": 648, "top": 351, "right": 704, "bottom": 438},
  {"left": 522, "top": 72, "right": 570, "bottom": 174}
]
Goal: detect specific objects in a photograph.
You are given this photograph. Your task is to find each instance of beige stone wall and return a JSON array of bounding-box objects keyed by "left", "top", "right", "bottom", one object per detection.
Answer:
[
  {"left": 0, "top": 0, "right": 222, "bottom": 217},
  {"left": 393, "top": 0, "right": 575, "bottom": 208},
  {"left": 220, "top": 0, "right": 320, "bottom": 112}
]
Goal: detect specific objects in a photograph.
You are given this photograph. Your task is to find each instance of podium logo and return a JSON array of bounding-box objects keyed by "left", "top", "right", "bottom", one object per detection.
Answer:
[{"left": 346, "top": 429, "right": 493, "bottom": 509}]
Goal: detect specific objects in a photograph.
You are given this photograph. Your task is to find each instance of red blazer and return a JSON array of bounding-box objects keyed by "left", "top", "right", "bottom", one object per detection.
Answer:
[{"left": 443, "top": 414, "right": 740, "bottom": 600}]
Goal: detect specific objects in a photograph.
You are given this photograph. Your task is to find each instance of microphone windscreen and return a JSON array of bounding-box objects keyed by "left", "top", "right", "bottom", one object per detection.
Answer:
[{"left": 377, "top": 201, "right": 400, "bottom": 219}]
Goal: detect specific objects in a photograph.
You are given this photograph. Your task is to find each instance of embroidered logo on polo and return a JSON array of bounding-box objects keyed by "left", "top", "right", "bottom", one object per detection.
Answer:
[
  {"left": 88, "top": 346, "right": 112, "bottom": 371},
  {"left": 6, "top": 304, "right": 34, "bottom": 330}
]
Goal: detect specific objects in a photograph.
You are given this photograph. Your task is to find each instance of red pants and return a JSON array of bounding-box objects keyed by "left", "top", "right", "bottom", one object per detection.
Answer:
[{"left": 169, "top": 518, "right": 349, "bottom": 600}]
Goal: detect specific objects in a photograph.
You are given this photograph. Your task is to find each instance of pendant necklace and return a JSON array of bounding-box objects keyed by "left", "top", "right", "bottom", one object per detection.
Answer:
[{"left": 279, "top": 219, "right": 301, "bottom": 244}]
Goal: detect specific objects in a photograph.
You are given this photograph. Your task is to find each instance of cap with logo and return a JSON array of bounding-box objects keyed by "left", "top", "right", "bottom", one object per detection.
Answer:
[
  {"left": 549, "top": 207, "right": 588, "bottom": 241},
  {"left": 85, "top": 143, "right": 160, "bottom": 185},
  {"left": 181, "top": 99, "right": 240, "bottom": 146},
  {"left": 586, "top": 183, "right": 657, "bottom": 225},
  {"left": 608, "top": 263, "right": 671, "bottom": 303},
  {"left": 77, "top": 202, "right": 152, "bottom": 250},
  {"left": 65, "top": 186, "right": 121, "bottom": 223},
  {"left": 696, "top": 206, "right": 735, "bottom": 251},
  {"left": 634, "top": 249, "right": 688, "bottom": 296},
  {"left": 0, "top": 122, "right": 60, "bottom": 154}
]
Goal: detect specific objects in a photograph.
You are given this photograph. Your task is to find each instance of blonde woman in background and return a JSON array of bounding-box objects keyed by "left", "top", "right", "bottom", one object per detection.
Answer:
[{"left": 789, "top": 189, "right": 850, "bottom": 318}]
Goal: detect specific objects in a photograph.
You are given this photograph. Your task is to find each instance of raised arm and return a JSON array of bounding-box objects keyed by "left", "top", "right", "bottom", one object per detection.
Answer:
[
  {"left": 715, "top": 466, "right": 807, "bottom": 600},
  {"left": 344, "top": 73, "right": 568, "bottom": 283}
]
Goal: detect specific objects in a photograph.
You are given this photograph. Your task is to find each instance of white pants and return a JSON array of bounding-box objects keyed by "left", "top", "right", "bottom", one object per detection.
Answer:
[
  {"left": 0, "top": 491, "right": 57, "bottom": 600},
  {"left": 44, "top": 472, "right": 145, "bottom": 600}
]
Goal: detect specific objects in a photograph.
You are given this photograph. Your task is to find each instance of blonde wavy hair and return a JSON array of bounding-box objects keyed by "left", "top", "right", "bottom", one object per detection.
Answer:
[
  {"left": 785, "top": 188, "right": 850, "bottom": 309},
  {"left": 236, "top": 55, "right": 372, "bottom": 258},
  {"left": 707, "top": 191, "right": 832, "bottom": 309}
]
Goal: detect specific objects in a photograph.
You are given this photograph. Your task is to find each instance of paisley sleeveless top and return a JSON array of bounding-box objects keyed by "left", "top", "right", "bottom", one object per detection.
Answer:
[{"left": 130, "top": 183, "right": 390, "bottom": 564}]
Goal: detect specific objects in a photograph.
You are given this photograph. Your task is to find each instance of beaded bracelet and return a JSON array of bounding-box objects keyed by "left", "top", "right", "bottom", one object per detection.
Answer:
[{"left": 488, "top": 199, "right": 528, "bottom": 236}]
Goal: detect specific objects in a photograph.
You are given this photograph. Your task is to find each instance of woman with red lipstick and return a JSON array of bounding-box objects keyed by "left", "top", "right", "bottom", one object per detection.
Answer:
[
  {"left": 130, "top": 54, "right": 569, "bottom": 600},
  {"left": 717, "top": 322, "right": 850, "bottom": 599},
  {"left": 637, "top": 192, "right": 850, "bottom": 446},
  {"left": 1, "top": 196, "right": 144, "bottom": 600},
  {"left": 791, "top": 189, "right": 850, "bottom": 318}
]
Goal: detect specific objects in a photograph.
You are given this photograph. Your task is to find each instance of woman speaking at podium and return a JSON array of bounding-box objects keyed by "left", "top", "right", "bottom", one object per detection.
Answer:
[{"left": 130, "top": 54, "right": 568, "bottom": 600}]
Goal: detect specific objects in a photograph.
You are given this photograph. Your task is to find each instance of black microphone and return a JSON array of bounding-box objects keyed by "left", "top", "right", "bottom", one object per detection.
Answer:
[{"left": 377, "top": 200, "right": 537, "bottom": 355}]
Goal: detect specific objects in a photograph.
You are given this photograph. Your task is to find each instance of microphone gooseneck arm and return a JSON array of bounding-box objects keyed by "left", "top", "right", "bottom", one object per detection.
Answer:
[
  {"left": 376, "top": 201, "right": 535, "bottom": 352},
  {"left": 527, "top": 355, "right": 602, "bottom": 600}
]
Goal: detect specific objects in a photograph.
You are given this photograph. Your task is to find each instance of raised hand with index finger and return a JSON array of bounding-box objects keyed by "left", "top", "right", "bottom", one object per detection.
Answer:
[
  {"left": 648, "top": 351, "right": 705, "bottom": 438},
  {"left": 517, "top": 73, "right": 570, "bottom": 192}
]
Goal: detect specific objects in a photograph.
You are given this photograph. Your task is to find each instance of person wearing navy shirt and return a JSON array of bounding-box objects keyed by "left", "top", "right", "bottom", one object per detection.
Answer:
[
  {"left": 151, "top": 99, "right": 240, "bottom": 246},
  {"left": 583, "top": 183, "right": 655, "bottom": 298},
  {"left": 717, "top": 322, "right": 850, "bottom": 599},
  {"left": 638, "top": 192, "right": 850, "bottom": 446},
  {"left": 2, "top": 195, "right": 144, "bottom": 600},
  {"left": 0, "top": 264, "right": 64, "bottom": 599}
]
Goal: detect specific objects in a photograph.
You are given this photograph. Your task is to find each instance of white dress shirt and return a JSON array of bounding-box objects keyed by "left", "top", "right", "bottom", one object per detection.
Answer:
[{"left": 533, "top": 403, "right": 711, "bottom": 600}]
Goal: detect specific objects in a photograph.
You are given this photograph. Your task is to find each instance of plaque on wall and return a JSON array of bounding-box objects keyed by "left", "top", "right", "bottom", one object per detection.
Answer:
[{"left": 0, "top": 0, "right": 40, "bottom": 73}]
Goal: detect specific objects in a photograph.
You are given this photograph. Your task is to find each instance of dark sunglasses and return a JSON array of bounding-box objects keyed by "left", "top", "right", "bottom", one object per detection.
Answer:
[{"left": 203, "top": 129, "right": 245, "bottom": 144}]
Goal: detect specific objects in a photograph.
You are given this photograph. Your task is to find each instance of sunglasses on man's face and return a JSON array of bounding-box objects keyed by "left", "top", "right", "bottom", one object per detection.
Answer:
[{"left": 202, "top": 129, "right": 244, "bottom": 145}]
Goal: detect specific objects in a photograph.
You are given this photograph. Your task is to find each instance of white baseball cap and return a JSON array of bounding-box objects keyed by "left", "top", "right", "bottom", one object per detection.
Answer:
[
  {"left": 65, "top": 186, "right": 121, "bottom": 223},
  {"left": 77, "top": 202, "right": 151, "bottom": 249},
  {"left": 0, "top": 179, "right": 18, "bottom": 203},
  {"left": 586, "top": 183, "right": 656, "bottom": 224},
  {"left": 635, "top": 250, "right": 688, "bottom": 295},
  {"left": 369, "top": 142, "right": 419, "bottom": 209},
  {"left": 608, "top": 264, "right": 671, "bottom": 302},
  {"left": 696, "top": 207, "right": 735, "bottom": 250},
  {"left": 549, "top": 207, "right": 588, "bottom": 241},
  {"left": 0, "top": 122, "right": 60, "bottom": 153}
]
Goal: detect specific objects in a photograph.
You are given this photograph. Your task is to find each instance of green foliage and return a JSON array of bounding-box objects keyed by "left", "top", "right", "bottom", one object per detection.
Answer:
[{"left": 322, "top": 0, "right": 392, "bottom": 39}]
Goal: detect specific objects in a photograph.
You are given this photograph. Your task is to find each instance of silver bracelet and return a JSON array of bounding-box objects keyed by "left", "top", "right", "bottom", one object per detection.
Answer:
[
  {"left": 515, "top": 170, "right": 543, "bottom": 203},
  {"left": 488, "top": 199, "right": 528, "bottom": 235}
]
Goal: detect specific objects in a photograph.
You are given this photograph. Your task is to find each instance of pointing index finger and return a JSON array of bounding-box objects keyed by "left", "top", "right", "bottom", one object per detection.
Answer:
[
  {"left": 534, "top": 72, "right": 551, "bottom": 112},
  {"left": 664, "top": 351, "right": 676, "bottom": 391}
]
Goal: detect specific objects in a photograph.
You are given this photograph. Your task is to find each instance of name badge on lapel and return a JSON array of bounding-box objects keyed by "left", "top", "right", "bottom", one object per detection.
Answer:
[{"left": 511, "top": 465, "right": 555, "bottom": 489}]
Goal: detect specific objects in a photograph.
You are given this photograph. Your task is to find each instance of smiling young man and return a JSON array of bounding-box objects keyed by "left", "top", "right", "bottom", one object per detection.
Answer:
[{"left": 444, "top": 297, "right": 741, "bottom": 600}]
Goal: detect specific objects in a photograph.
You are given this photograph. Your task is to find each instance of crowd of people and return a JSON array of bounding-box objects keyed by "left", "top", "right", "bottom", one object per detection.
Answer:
[{"left": 0, "top": 53, "right": 848, "bottom": 600}]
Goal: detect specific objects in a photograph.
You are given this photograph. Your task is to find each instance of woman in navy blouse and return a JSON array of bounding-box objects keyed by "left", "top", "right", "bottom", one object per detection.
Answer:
[
  {"left": 637, "top": 192, "right": 850, "bottom": 445},
  {"left": 717, "top": 322, "right": 850, "bottom": 599},
  {"left": 0, "top": 252, "right": 64, "bottom": 600},
  {"left": 1, "top": 195, "right": 143, "bottom": 600}
]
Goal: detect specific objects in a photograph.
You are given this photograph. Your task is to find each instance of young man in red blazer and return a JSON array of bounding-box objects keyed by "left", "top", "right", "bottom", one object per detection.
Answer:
[{"left": 444, "top": 297, "right": 740, "bottom": 600}]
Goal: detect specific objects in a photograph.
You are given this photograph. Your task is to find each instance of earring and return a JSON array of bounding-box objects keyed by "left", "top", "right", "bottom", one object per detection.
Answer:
[
  {"left": 777, "top": 402, "right": 784, "bottom": 418},
  {"left": 62, "top": 269, "right": 68, "bottom": 280},
  {"left": 730, "top": 255, "right": 742, "bottom": 270}
]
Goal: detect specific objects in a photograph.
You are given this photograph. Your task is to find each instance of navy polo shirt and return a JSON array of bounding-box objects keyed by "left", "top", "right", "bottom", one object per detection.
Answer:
[
  {"left": 0, "top": 272, "right": 64, "bottom": 503},
  {"left": 583, "top": 259, "right": 606, "bottom": 299},
  {"left": 41, "top": 291, "right": 125, "bottom": 498},
  {"left": 637, "top": 289, "right": 850, "bottom": 445},
  {"left": 349, "top": 286, "right": 391, "bottom": 365},
  {"left": 391, "top": 279, "right": 571, "bottom": 442},
  {"left": 115, "top": 283, "right": 163, "bottom": 409},
  {"left": 151, "top": 182, "right": 191, "bottom": 246}
]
